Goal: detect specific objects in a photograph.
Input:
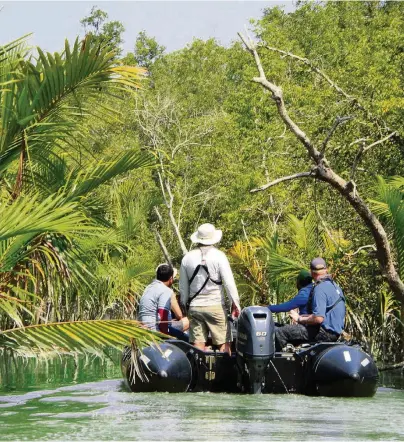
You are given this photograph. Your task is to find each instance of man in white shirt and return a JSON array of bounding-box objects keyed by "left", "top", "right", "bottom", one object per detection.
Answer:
[{"left": 180, "top": 223, "right": 240, "bottom": 353}]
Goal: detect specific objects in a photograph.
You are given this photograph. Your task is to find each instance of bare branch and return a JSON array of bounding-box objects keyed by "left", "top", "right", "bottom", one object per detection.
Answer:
[
  {"left": 346, "top": 244, "right": 377, "bottom": 257},
  {"left": 350, "top": 132, "right": 397, "bottom": 181},
  {"left": 261, "top": 45, "right": 365, "bottom": 111},
  {"left": 154, "top": 206, "right": 164, "bottom": 225},
  {"left": 240, "top": 32, "right": 404, "bottom": 302},
  {"left": 238, "top": 32, "right": 322, "bottom": 163},
  {"left": 362, "top": 131, "right": 397, "bottom": 154},
  {"left": 155, "top": 230, "right": 172, "bottom": 266},
  {"left": 251, "top": 170, "right": 316, "bottom": 193},
  {"left": 321, "top": 116, "right": 354, "bottom": 152}
]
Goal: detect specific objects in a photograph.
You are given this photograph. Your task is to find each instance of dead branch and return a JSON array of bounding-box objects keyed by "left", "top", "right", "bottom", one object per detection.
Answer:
[
  {"left": 321, "top": 116, "right": 354, "bottom": 153},
  {"left": 260, "top": 44, "right": 365, "bottom": 110},
  {"left": 350, "top": 132, "right": 397, "bottom": 181},
  {"left": 347, "top": 244, "right": 377, "bottom": 256},
  {"left": 155, "top": 230, "right": 172, "bottom": 266},
  {"left": 239, "top": 31, "right": 404, "bottom": 303},
  {"left": 251, "top": 171, "right": 316, "bottom": 193},
  {"left": 165, "top": 178, "right": 188, "bottom": 255},
  {"left": 362, "top": 131, "right": 397, "bottom": 155},
  {"left": 238, "top": 32, "right": 322, "bottom": 163}
]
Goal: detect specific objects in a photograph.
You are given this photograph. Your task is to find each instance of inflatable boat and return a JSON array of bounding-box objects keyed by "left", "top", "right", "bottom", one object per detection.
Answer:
[{"left": 121, "top": 306, "right": 378, "bottom": 396}]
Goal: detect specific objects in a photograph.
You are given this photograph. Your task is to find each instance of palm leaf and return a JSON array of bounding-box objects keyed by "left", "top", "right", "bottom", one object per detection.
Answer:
[
  {"left": 62, "top": 149, "right": 154, "bottom": 202},
  {"left": 370, "top": 176, "right": 404, "bottom": 278},
  {"left": 0, "top": 35, "right": 146, "bottom": 171},
  {"left": 0, "top": 320, "right": 165, "bottom": 356},
  {"left": 0, "top": 192, "right": 93, "bottom": 241},
  {"left": 266, "top": 251, "right": 305, "bottom": 282}
]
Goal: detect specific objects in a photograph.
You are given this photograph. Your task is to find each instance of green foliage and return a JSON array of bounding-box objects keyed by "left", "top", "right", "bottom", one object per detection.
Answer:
[
  {"left": 80, "top": 6, "right": 125, "bottom": 53},
  {"left": 371, "top": 177, "right": 404, "bottom": 278},
  {"left": 1, "top": 2, "right": 403, "bottom": 362},
  {"left": 130, "top": 31, "right": 166, "bottom": 69},
  {"left": 0, "top": 319, "right": 164, "bottom": 356}
]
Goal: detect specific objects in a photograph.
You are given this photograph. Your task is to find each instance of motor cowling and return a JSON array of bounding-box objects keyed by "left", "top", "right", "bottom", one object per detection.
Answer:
[{"left": 236, "top": 306, "right": 275, "bottom": 393}]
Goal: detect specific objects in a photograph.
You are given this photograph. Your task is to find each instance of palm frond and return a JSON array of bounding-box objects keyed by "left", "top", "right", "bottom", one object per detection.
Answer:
[
  {"left": 62, "top": 149, "right": 154, "bottom": 202},
  {"left": 0, "top": 193, "right": 93, "bottom": 241},
  {"left": 370, "top": 176, "right": 404, "bottom": 277},
  {"left": 266, "top": 251, "right": 305, "bottom": 282},
  {"left": 0, "top": 320, "right": 164, "bottom": 356},
  {"left": 286, "top": 212, "right": 320, "bottom": 257},
  {"left": 0, "top": 36, "right": 146, "bottom": 171}
]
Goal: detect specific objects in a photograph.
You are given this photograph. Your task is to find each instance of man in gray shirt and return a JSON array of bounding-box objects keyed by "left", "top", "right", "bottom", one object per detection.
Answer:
[{"left": 138, "top": 264, "right": 187, "bottom": 335}]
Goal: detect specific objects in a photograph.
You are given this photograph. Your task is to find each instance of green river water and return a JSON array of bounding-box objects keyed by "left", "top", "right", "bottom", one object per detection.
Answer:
[{"left": 0, "top": 352, "right": 403, "bottom": 441}]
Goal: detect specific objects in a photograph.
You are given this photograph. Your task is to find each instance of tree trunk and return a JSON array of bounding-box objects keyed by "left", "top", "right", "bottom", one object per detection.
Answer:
[{"left": 317, "top": 164, "right": 404, "bottom": 303}]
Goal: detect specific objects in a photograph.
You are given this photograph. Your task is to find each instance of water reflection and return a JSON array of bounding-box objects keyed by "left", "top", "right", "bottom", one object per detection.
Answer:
[{"left": 0, "top": 352, "right": 403, "bottom": 441}]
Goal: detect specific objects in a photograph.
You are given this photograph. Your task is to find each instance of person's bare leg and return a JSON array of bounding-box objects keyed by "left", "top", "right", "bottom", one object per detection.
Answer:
[{"left": 193, "top": 342, "right": 206, "bottom": 351}]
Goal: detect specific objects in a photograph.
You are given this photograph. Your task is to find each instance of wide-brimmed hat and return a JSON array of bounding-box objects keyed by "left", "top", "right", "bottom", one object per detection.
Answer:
[{"left": 190, "top": 223, "right": 222, "bottom": 245}]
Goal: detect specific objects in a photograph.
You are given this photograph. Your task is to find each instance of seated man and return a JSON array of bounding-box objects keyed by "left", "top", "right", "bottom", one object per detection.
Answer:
[
  {"left": 275, "top": 258, "right": 345, "bottom": 351},
  {"left": 269, "top": 270, "right": 312, "bottom": 315},
  {"left": 138, "top": 264, "right": 189, "bottom": 339}
]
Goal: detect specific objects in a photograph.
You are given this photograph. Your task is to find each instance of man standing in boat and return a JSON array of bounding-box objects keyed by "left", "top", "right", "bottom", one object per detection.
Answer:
[
  {"left": 138, "top": 263, "right": 189, "bottom": 338},
  {"left": 275, "top": 258, "right": 345, "bottom": 351},
  {"left": 180, "top": 223, "right": 240, "bottom": 354}
]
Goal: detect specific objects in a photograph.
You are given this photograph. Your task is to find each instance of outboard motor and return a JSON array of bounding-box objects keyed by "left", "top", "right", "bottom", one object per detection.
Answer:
[{"left": 236, "top": 306, "right": 275, "bottom": 393}]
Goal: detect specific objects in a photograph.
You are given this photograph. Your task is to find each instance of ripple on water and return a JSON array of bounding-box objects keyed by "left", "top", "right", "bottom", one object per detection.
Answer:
[{"left": 0, "top": 382, "right": 403, "bottom": 441}]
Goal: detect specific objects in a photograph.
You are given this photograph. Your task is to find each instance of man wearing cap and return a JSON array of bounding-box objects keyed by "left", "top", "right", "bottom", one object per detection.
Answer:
[
  {"left": 275, "top": 258, "right": 345, "bottom": 351},
  {"left": 180, "top": 223, "right": 241, "bottom": 353},
  {"left": 138, "top": 263, "right": 189, "bottom": 337},
  {"left": 269, "top": 270, "right": 313, "bottom": 315}
]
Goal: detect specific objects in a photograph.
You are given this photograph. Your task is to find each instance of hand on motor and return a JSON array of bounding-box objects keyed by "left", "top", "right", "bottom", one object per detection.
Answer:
[
  {"left": 289, "top": 309, "right": 299, "bottom": 323},
  {"left": 231, "top": 303, "right": 240, "bottom": 318}
]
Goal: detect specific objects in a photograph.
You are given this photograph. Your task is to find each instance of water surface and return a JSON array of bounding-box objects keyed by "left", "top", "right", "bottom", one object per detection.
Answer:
[{"left": 0, "top": 353, "right": 403, "bottom": 441}]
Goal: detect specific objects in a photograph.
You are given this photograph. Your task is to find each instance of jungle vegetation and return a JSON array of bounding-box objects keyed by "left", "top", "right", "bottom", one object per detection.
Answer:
[{"left": 0, "top": 1, "right": 403, "bottom": 365}]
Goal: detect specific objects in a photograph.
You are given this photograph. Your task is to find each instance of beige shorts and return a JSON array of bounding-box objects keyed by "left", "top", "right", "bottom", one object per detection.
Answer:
[{"left": 188, "top": 305, "right": 230, "bottom": 345}]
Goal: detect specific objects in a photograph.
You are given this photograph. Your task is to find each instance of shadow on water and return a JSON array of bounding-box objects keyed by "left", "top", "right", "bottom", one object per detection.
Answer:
[{"left": 0, "top": 351, "right": 404, "bottom": 441}]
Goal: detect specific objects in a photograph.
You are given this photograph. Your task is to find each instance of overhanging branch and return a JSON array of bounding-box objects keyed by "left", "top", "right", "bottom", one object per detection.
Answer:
[
  {"left": 238, "top": 32, "right": 322, "bottom": 164},
  {"left": 251, "top": 170, "right": 316, "bottom": 193}
]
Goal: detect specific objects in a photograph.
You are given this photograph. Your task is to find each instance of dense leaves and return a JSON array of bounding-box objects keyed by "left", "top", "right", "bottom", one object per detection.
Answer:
[{"left": 0, "top": 2, "right": 403, "bottom": 362}]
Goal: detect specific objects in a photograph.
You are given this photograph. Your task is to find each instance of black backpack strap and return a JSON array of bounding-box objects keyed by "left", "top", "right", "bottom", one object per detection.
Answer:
[
  {"left": 186, "top": 248, "right": 222, "bottom": 309},
  {"left": 187, "top": 272, "right": 210, "bottom": 307},
  {"left": 307, "top": 276, "right": 340, "bottom": 314},
  {"left": 325, "top": 282, "right": 345, "bottom": 313},
  {"left": 189, "top": 264, "right": 202, "bottom": 285}
]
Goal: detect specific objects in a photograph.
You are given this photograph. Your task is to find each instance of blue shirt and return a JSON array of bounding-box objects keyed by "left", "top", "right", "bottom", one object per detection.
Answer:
[
  {"left": 269, "top": 283, "right": 312, "bottom": 315},
  {"left": 312, "top": 279, "right": 345, "bottom": 334}
]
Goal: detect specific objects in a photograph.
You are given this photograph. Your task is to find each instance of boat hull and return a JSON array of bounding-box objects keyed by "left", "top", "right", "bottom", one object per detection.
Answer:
[{"left": 122, "top": 340, "right": 378, "bottom": 397}]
